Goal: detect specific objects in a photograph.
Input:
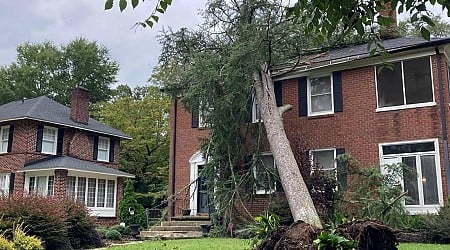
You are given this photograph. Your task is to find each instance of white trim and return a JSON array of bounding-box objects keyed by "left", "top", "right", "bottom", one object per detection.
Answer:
[
  {"left": 307, "top": 75, "right": 334, "bottom": 116},
  {"left": 0, "top": 117, "right": 132, "bottom": 140},
  {"left": 97, "top": 136, "right": 110, "bottom": 162},
  {"left": 0, "top": 125, "right": 10, "bottom": 153},
  {"left": 189, "top": 151, "right": 205, "bottom": 215},
  {"left": 0, "top": 173, "right": 10, "bottom": 195},
  {"left": 254, "top": 152, "right": 277, "bottom": 195},
  {"left": 378, "top": 138, "right": 443, "bottom": 214},
  {"left": 17, "top": 167, "right": 134, "bottom": 178},
  {"left": 41, "top": 126, "right": 58, "bottom": 155},
  {"left": 374, "top": 55, "right": 435, "bottom": 111}
]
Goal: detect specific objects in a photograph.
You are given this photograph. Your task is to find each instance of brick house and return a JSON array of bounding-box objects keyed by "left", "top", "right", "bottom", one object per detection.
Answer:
[
  {"left": 168, "top": 36, "right": 450, "bottom": 219},
  {"left": 0, "top": 87, "right": 134, "bottom": 222}
]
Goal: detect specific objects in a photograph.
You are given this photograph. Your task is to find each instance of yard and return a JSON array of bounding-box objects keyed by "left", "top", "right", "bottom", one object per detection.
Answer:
[{"left": 106, "top": 238, "right": 450, "bottom": 250}]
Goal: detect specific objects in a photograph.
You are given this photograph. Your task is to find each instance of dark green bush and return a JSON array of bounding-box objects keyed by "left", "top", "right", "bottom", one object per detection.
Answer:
[
  {"left": 119, "top": 180, "right": 147, "bottom": 228},
  {"left": 104, "top": 230, "right": 122, "bottom": 240},
  {"left": 110, "top": 224, "right": 130, "bottom": 235},
  {"left": 95, "top": 227, "right": 109, "bottom": 239},
  {"left": 421, "top": 203, "right": 450, "bottom": 243}
]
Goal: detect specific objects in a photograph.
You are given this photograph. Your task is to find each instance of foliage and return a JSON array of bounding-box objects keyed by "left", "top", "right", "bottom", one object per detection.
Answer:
[
  {"left": 0, "top": 234, "right": 14, "bottom": 250},
  {"left": 95, "top": 85, "right": 169, "bottom": 195},
  {"left": 0, "top": 38, "right": 118, "bottom": 106},
  {"left": 399, "top": 15, "right": 450, "bottom": 38},
  {"left": 96, "top": 227, "right": 109, "bottom": 239},
  {"left": 13, "top": 223, "right": 44, "bottom": 250},
  {"left": 110, "top": 224, "right": 130, "bottom": 236},
  {"left": 418, "top": 202, "right": 450, "bottom": 244},
  {"left": 313, "top": 229, "right": 357, "bottom": 250},
  {"left": 105, "top": 230, "right": 122, "bottom": 241},
  {"left": 335, "top": 155, "right": 409, "bottom": 229},
  {"left": 250, "top": 213, "right": 280, "bottom": 239},
  {"left": 64, "top": 200, "right": 104, "bottom": 249},
  {"left": 119, "top": 180, "right": 147, "bottom": 228}
]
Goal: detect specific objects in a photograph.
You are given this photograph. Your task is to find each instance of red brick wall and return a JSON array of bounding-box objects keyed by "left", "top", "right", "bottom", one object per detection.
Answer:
[{"left": 169, "top": 52, "right": 450, "bottom": 217}]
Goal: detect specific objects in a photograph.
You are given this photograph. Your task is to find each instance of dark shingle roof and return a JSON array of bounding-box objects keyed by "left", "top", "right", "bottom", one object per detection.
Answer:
[
  {"left": 274, "top": 37, "right": 450, "bottom": 77},
  {"left": 0, "top": 96, "right": 131, "bottom": 139},
  {"left": 19, "top": 156, "right": 134, "bottom": 178}
]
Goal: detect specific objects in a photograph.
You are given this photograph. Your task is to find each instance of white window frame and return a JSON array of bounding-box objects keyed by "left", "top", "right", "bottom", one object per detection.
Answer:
[
  {"left": 375, "top": 55, "right": 436, "bottom": 112},
  {"left": 25, "top": 175, "right": 54, "bottom": 196},
  {"left": 254, "top": 152, "right": 277, "bottom": 195},
  {"left": 66, "top": 173, "right": 117, "bottom": 217},
  {"left": 307, "top": 75, "right": 334, "bottom": 116},
  {"left": 198, "top": 103, "right": 212, "bottom": 128},
  {"left": 97, "top": 137, "right": 110, "bottom": 162},
  {"left": 0, "top": 173, "right": 10, "bottom": 195},
  {"left": 41, "top": 126, "right": 58, "bottom": 155},
  {"left": 379, "top": 139, "right": 443, "bottom": 214},
  {"left": 310, "top": 148, "right": 337, "bottom": 179},
  {"left": 252, "top": 94, "right": 262, "bottom": 123},
  {"left": 0, "top": 125, "right": 10, "bottom": 153}
]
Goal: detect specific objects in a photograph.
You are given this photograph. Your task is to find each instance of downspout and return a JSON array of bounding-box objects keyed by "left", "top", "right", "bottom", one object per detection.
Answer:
[
  {"left": 435, "top": 47, "right": 450, "bottom": 199},
  {"left": 171, "top": 98, "right": 178, "bottom": 218}
]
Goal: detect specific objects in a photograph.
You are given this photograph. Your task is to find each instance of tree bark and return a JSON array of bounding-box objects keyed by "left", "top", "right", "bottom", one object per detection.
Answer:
[{"left": 253, "top": 65, "right": 322, "bottom": 228}]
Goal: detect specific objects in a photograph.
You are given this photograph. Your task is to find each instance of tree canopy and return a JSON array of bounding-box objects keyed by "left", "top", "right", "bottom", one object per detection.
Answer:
[{"left": 0, "top": 38, "right": 118, "bottom": 105}]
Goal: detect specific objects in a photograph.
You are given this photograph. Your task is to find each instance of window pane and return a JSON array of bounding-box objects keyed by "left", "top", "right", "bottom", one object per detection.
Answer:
[
  {"left": 66, "top": 176, "right": 76, "bottom": 199},
  {"left": 313, "top": 150, "right": 335, "bottom": 170},
  {"left": 97, "top": 149, "right": 108, "bottom": 161},
  {"left": 87, "top": 178, "right": 96, "bottom": 207},
  {"left": 402, "top": 157, "right": 420, "bottom": 205},
  {"left": 0, "top": 175, "right": 8, "bottom": 193},
  {"left": 404, "top": 57, "right": 433, "bottom": 104},
  {"left": 77, "top": 177, "right": 86, "bottom": 203},
  {"left": 47, "top": 176, "right": 54, "bottom": 196},
  {"left": 42, "top": 141, "right": 55, "bottom": 153},
  {"left": 29, "top": 177, "right": 35, "bottom": 192},
  {"left": 382, "top": 142, "right": 435, "bottom": 155},
  {"left": 310, "top": 77, "right": 331, "bottom": 95},
  {"left": 1, "top": 127, "right": 8, "bottom": 140},
  {"left": 421, "top": 155, "right": 439, "bottom": 205},
  {"left": 106, "top": 180, "right": 115, "bottom": 208},
  {"left": 43, "top": 128, "right": 56, "bottom": 141},
  {"left": 99, "top": 138, "right": 109, "bottom": 150},
  {"left": 377, "top": 62, "right": 403, "bottom": 107},
  {"left": 36, "top": 176, "right": 47, "bottom": 196},
  {"left": 311, "top": 94, "right": 332, "bottom": 113},
  {"left": 1, "top": 127, "right": 9, "bottom": 153},
  {"left": 97, "top": 179, "right": 106, "bottom": 207}
]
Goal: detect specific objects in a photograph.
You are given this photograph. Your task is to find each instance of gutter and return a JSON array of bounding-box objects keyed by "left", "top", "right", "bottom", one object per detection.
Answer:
[
  {"left": 435, "top": 47, "right": 450, "bottom": 199},
  {"left": 170, "top": 98, "right": 178, "bottom": 219}
]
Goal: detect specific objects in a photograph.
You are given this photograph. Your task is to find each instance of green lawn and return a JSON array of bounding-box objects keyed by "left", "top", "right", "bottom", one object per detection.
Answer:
[{"left": 106, "top": 238, "right": 450, "bottom": 250}]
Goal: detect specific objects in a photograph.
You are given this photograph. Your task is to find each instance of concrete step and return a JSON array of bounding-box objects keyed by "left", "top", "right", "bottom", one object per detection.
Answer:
[
  {"left": 150, "top": 225, "right": 201, "bottom": 232},
  {"left": 161, "top": 220, "right": 211, "bottom": 227},
  {"left": 139, "top": 230, "right": 203, "bottom": 239}
]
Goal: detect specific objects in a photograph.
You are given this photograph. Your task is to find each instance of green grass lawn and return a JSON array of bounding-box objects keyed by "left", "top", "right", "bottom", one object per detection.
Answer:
[{"left": 106, "top": 238, "right": 450, "bottom": 250}]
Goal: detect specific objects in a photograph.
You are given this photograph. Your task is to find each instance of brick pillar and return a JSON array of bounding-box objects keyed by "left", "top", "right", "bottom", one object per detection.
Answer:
[
  {"left": 14, "top": 172, "right": 25, "bottom": 195},
  {"left": 116, "top": 177, "right": 125, "bottom": 218},
  {"left": 54, "top": 169, "right": 68, "bottom": 199}
]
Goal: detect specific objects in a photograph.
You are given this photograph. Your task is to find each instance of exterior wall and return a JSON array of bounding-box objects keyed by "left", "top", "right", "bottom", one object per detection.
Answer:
[{"left": 170, "top": 51, "right": 450, "bottom": 217}]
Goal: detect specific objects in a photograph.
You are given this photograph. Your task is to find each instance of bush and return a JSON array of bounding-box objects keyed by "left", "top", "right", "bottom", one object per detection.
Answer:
[
  {"left": 119, "top": 180, "right": 147, "bottom": 228},
  {"left": 65, "top": 200, "right": 104, "bottom": 249},
  {"left": 0, "top": 234, "right": 14, "bottom": 250},
  {"left": 110, "top": 224, "right": 130, "bottom": 235},
  {"left": 95, "top": 227, "right": 109, "bottom": 239},
  {"left": 104, "top": 230, "right": 122, "bottom": 241},
  {"left": 420, "top": 202, "right": 450, "bottom": 243},
  {"left": 13, "top": 224, "right": 44, "bottom": 250}
]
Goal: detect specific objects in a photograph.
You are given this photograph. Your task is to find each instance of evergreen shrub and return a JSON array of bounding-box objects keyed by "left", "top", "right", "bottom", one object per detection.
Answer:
[
  {"left": 104, "top": 230, "right": 122, "bottom": 240},
  {"left": 118, "top": 180, "right": 147, "bottom": 228}
]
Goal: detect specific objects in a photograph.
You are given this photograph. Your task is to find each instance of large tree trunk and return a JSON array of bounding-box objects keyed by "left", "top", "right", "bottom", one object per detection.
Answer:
[{"left": 253, "top": 66, "right": 322, "bottom": 228}]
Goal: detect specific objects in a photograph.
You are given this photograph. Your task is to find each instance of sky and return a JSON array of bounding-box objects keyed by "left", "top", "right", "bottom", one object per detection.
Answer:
[{"left": 0, "top": 0, "right": 206, "bottom": 88}]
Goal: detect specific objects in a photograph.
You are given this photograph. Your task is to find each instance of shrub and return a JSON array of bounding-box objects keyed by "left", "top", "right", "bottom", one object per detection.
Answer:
[
  {"left": 119, "top": 180, "right": 147, "bottom": 228},
  {"left": 313, "top": 229, "right": 356, "bottom": 250},
  {"left": 110, "top": 224, "right": 130, "bottom": 236},
  {"left": 420, "top": 202, "right": 450, "bottom": 243},
  {"left": 65, "top": 200, "right": 104, "bottom": 249},
  {"left": 0, "top": 234, "right": 14, "bottom": 250},
  {"left": 13, "top": 224, "right": 44, "bottom": 250},
  {"left": 104, "top": 230, "right": 122, "bottom": 241},
  {"left": 95, "top": 227, "right": 109, "bottom": 239}
]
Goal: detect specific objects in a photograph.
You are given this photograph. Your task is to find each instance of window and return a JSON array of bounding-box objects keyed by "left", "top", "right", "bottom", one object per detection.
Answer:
[
  {"left": 380, "top": 139, "right": 442, "bottom": 214},
  {"left": 252, "top": 96, "right": 262, "bottom": 123},
  {"left": 311, "top": 149, "right": 336, "bottom": 179},
  {"left": 42, "top": 126, "right": 58, "bottom": 154},
  {"left": 0, "top": 174, "right": 10, "bottom": 194},
  {"left": 308, "top": 76, "right": 333, "bottom": 115},
  {"left": 376, "top": 56, "right": 434, "bottom": 110},
  {"left": 66, "top": 176, "right": 116, "bottom": 209},
  {"left": 0, "top": 126, "right": 9, "bottom": 153},
  {"left": 27, "top": 176, "right": 54, "bottom": 196},
  {"left": 97, "top": 137, "right": 110, "bottom": 162},
  {"left": 254, "top": 153, "right": 278, "bottom": 194}
]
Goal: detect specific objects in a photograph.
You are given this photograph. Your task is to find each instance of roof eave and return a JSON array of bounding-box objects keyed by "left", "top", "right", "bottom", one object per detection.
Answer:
[{"left": 17, "top": 166, "right": 135, "bottom": 178}]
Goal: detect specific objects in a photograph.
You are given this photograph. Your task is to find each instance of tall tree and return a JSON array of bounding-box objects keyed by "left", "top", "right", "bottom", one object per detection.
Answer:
[
  {"left": 398, "top": 15, "right": 450, "bottom": 38},
  {"left": 0, "top": 38, "right": 118, "bottom": 105},
  {"left": 96, "top": 85, "right": 170, "bottom": 195}
]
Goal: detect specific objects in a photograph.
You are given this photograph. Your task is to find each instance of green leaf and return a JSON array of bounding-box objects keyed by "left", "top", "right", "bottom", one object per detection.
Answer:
[
  {"left": 160, "top": 1, "right": 167, "bottom": 10},
  {"left": 131, "top": 0, "right": 138, "bottom": 8},
  {"left": 156, "top": 8, "right": 165, "bottom": 13},
  {"left": 104, "top": 0, "right": 114, "bottom": 10},
  {"left": 165, "top": 0, "right": 173, "bottom": 6},
  {"left": 146, "top": 20, "right": 154, "bottom": 28},
  {"left": 420, "top": 27, "right": 431, "bottom": 40},
  {"left": 119, "top": 0, "right": 127, "bottom": 12},
  {"left": 152, "top": 15, "right": 159, "bottom": 22}
]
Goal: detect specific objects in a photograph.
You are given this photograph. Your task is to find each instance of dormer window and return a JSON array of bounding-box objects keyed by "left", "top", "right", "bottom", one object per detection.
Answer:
[
  {"left": 97, "top": 137, "right": 110, "bottom": 162},
  {"left": 0, "top": 126, "right": 10, "bottom": 153},
  {"left": 42, "top": 126, "right": 58, "bottom": 154}
]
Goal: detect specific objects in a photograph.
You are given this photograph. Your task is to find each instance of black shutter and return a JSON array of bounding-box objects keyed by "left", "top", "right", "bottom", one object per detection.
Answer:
[
  {"left": 274, "top": 81, "right": 283, "bottom": 107},
  {"left": 333, "top": 71, "right": 343, "bottom": 113},
  {"left": 93, "top": 136, "right": 99, "bottom": 160},
  {"left": 244, "top": 96, "right": 253, "bottom": 123},
  {"left": 109, "top": 139, "right": 115, "bottom": 162},
  {"left": 36, "top": 125, "right": 44, "bottom": 152},
  {"left": 191, "top": 110, "right": 199, "bottom": 128},
  {"left": 336, "top": 148, "right": 347, "bottom": 191},
  {"left": 298, "top": 77, "right": 308, "bottom": 116},
  {"left": 7, "top": 125, "right": 14, "bottom": 153},
  {"left": 8, "top": 173, "right": 15, "bottom": 195},
  {"left": 56, "top": 128, "right": 64, "bottom": 156}
]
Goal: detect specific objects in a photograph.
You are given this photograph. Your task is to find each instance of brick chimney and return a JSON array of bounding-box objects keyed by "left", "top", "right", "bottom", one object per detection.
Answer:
[
  {"left": 379, "top": 2, "right": 398, "bottom": 38},
  {"left": 70, "top": 87, "right": 90, "bottom": 124}
]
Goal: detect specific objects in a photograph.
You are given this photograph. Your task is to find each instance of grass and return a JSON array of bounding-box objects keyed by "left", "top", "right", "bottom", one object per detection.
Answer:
[{"left": 106, "top": 238, "right": 450, "bottom": 250}]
